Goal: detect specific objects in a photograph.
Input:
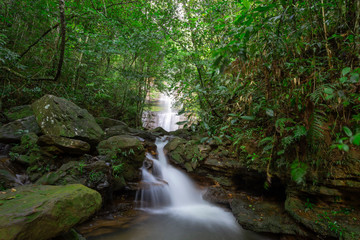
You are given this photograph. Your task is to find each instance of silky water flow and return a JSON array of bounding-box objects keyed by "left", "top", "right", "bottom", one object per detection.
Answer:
[{"left": 89, "top": 94, "right": 274, "bottom": 240}]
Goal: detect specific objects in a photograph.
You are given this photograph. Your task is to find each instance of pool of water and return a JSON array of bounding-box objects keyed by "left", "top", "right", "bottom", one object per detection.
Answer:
[{"left": 86, "top": 211, "right": 276, "bottom": 240}]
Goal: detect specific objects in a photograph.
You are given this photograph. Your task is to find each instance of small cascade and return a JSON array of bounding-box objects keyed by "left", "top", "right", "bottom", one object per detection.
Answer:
[
  {"left": 136, "top": 154, "right": 171, "bottom": 209},
  {"left": 135, "top": 137, "right": 239, "bottom": 230}
]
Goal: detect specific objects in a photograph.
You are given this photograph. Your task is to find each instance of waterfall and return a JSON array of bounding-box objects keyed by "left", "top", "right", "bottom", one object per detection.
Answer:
[
  {"left": 143, "top": 93, "right": 185, "bottom": 132},
  {"left": 135, "top": 137, "right": 240, "bottom": 230}
]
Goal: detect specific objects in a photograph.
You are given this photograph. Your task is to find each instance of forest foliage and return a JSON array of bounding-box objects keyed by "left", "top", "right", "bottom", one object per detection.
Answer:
[{"left": 1, "top": 0, "right": 360, "bottom": 183}]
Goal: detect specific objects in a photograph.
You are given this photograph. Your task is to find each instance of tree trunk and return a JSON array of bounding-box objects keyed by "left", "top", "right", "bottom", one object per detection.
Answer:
[{"left": 54, "top": 0, "right": 66, "bottom": 81}]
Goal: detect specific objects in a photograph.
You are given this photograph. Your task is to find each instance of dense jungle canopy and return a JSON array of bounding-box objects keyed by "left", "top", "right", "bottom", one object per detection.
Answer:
[{"left": 1, "top": 0, "right": 360, "bottom": 184}]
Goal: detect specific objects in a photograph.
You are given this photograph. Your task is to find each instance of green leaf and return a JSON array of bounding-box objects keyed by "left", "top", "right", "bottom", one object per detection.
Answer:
[
  {"left": 200, "top": 137, "right": 209, "bottom": 143},
  {"left": 341, "top": 67, "right": 351, "bottom": 76},
  {"left": 352, "top": 133, "right": 360, "bottom": 145},
  {"left": 213, "top": 136, "right": 222, "bottom": 143},
  {"left": 350, "top": 73, "right": 359, "bottom": 83},
  {"left": 339, "top": 76, "right": 347, "bottom": 83},
  {"left": 277, "top": 150, "right": 285, "bottom": 155},
  {"left": 343, "top": 126, "right": 353, "bottom": 137},
  {"left": 176, "top": 121, "right": 188, "bottom": 125},
  {"left": 258, "top": 137, "right": 274, "bottom": 146},
  {"left": 324, "top": 87, "right": 334, "bottom": 95},
  {"left": 342, "top": 144, "right": 349, "bottom": 152},
  {"left": 266, "top": 108, "right": 274, "bottom": 117},
  {"left": 240, "top": 116, "right": 255, "bottom": 121}
]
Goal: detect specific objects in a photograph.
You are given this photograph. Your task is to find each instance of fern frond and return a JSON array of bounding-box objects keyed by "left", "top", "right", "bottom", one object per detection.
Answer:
[{"left": 307, "top": 109, "right": 327, "bottom": 152}]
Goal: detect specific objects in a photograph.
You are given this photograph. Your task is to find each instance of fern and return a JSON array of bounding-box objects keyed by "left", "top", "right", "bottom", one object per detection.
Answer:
[
  {"left": 310, "top": 84, "right": 336, "bottom": 104},
  {"left": 293, "top": 125, "right": 307, "bottom": 139},
  {"left": 307, "top": 109, "right": 326, "bottom": 152},
  {"left": 291, "top": 159, "right": 308, "bottom": 185},
  {"left": 281, "top": 136, "right": 294, "bottom": 149},
  {"left": 275, "top": 118, "right": 294, "bottom": 135}
]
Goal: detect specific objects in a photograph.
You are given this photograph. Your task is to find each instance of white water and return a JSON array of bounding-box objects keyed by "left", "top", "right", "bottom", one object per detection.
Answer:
[
  {"left": 143, "top": 93, "right": 185, "bottom": 132},
  {"left": 136, "top": 138, "right": 240, "bottom": 230}
]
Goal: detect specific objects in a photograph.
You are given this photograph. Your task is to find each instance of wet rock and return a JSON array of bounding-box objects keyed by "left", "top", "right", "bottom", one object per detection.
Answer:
[
  {"left": 32, "top": 94, "right": 103, "bottom": 145},
  {"left": 202, "top": 185, "right": 231, "bottom": 206},
  {"left": 5, "top": 105, "right": 34, "bottom": 122},
  {"left": 127, "top": 127, "right": 156, "bottom": 142},
  {"left": 0, "top": 184, "right": 101, "bottom": 240},
  {"left": 164, "top": 138, "right": 205, "bottom": 169},
  {"left": 103, "top": 125, "right": 156, "bottom": 142},
  {"left": 52, "top": 228, "right": 86, "bottom": 240},
  {"left": 231, "top": 193, "right": 308, "bottom": 236},
  {"left": 164, "top": 137, "right": 186, "bottom": 153},
  {"left": 143, "top": 158, "right": 153, "bottom": 169},
  {"left": 103, "top": 125, "right": 130, "bottom": 139},
  {"left": 169, "top": 128, "right": 193, "bottom": 139},
  {"left": 97, "top": 135, "right": 145, "bottom": 182},
  {"left": 96, "top": 117, "right": 128, "bottom": 130},
  {"left": 37, "top": 135, "right": 90, "bottom": 155},
  {"left": 149, "top": 127, "right": 169, "bottom": 136},
  {"left": 0, "top": 165, "right": 20, "bottom": 189},
  {"left": 0, "top": 116, "right": 41, "bottom": 143}
]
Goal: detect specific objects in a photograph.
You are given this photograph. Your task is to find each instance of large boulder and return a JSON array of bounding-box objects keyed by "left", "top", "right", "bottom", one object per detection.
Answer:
[
  {"left": 103, "top": 125, "right": 156, "bottom": 142},
  {"left": 103, "top": 125, "right": 130, "bottom": 139},
  {"left": 97, "top": 135, "right": 145, "bottom": 181},
  {"left": 0, "top": 116, "right": 41, "bottom": 143},
  {"left": 95, "top": 117, "right": 127, "bottom": 130},
  {"left": 32, "top": 95, "right": 103, "bottom": 145},
  {"left": 0, "top": 184, "right": 101, "bottom": 240},
  {"left": 164, "top": 138, "right": 208, "bottom": 172},
  {"left": 231, "top": 193, "right": 308, "bottom": 237},
  {"left": 37, "top": 135, "right": 90, "bottom": 155}
]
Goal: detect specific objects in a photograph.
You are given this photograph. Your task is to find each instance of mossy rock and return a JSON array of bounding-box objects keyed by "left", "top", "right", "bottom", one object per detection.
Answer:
[
  {"left": 103, "top": 125, "right": 130, "bottom": 139},
  {"left": 20, "top": 132, "right": 38, "bottom": 147},
  {"left": 164, "top": 138, "right": 204, "bottom": 171},
  {"left": 0, "top": 184, "right": 101, "bottom": 240},
  {"left": 285, "top": 192, "right": 360, "bottom": 240},
  {"left": 36, "top": 160, "right": 112, "bottom": 193},
  {"left": 97, "top": 135, "right": 145, "bottom": 181},
  {"left": 0, "top": 116, "right": 41, "bottom": 143},
  {"left": 32, "top": 94, "right": 103, "bottom": 145},
  {"left": 37, "top": 135, "right": 90, "bottom": 155},
  {"left": 5, "top": 105, "right": 34, "bottom": 122},
  {"left": 95, "top": 117, "right": 128, "bottom": 130},
  {"left": 149, "top": 127, "right": 168, "bottom": 136}
]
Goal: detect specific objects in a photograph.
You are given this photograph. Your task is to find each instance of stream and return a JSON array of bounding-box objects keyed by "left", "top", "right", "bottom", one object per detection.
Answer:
[{"left": 84, "top": 93, "right": 276, "bottom": 240}]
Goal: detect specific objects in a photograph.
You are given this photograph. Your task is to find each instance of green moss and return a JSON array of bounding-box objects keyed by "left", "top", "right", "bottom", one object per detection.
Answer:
[{"left": 5, "top": 105, "right": 34, "bottom": 121}]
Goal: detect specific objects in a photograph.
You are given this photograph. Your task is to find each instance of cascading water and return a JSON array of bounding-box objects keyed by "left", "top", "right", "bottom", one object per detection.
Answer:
[
  {"left": 136, "top": 137, "right": 241, "bottom": 230},
  {"left": 87, "top": 93, "right": 275, "bottom": 240},
  {"left": 143, "top": 94, "right": 186, "bottom": 132}
]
